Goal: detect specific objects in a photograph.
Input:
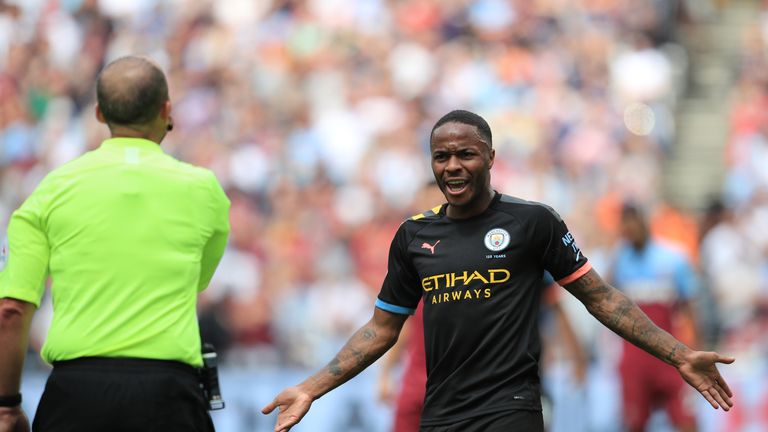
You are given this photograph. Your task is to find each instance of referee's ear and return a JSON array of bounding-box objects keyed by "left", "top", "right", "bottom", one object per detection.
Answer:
[
  {"left": 95, "top": 104, "right": 107, "bottom": 124},
  {"left": 160, "top": 100, "right": 172, "bottom": 123}
]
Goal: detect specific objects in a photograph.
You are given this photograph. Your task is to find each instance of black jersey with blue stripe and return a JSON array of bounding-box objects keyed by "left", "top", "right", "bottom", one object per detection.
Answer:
[{"left": 376, "top": 192, "right": 590, "bottom": 426}]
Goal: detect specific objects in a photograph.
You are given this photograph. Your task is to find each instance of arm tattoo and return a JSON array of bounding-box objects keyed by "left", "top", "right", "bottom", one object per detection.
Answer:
[
  {"left": 350, "top": 348, "right": 368, "bottom": 366},
  {"left": 665, "top": 342, "right": 684, "bottom": 364},
  {"left": 574, "top": 271, "right": 610, "bottom": 297},
  {"left": 328, "top": 358, "right": 343, "bottom": 376},
  {"left": 296, "top": 311, "right": 406, "bottom": 401},
  {"left": 311, "top": 319, "right": 399, "bottom": 398},
  {"left": 607, "top": 298, "right": 633, "bottom": 328},
  {"left": 566, "top": 269, "right": 690, "bottom": 367}
]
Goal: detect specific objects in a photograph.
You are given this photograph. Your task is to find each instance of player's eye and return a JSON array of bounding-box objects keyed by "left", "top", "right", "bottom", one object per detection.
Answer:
[{"left": 433, "top": 153, "right": 448, "bottom": 162}]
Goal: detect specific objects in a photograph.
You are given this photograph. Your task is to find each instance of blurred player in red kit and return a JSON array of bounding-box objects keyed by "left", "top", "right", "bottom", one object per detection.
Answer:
[{"left": 612, "top": 204, "right": 700, "bottom": 432}]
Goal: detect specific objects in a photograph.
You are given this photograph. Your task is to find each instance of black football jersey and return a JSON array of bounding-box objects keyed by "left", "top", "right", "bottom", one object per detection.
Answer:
[{"left": 376, "top": 192, "right": 590, "bottom": 425}]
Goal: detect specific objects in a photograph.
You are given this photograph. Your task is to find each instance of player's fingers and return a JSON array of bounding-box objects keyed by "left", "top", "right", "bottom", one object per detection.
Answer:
[
  {"left": 709, "top": 385, "right": 731, "bottom": 411},
  {"left": 275, "top": 413, "right": 301, "bottom": 432},
  {"left": 714, "top": 372, "right": 733, "bottom": 397},
  {"left": 701, "top": 389, "right": 719, "bottom": 410},
  {"left": 712, "top": 381, "right": 733, "bottom": 408},
  {"left": 261, "top": 400, "right": 278, "bottom": 415},
  {"left": 715, "top": 354, "right": 735, "bottom": 365},
  {"left": 275, "top": 419, "right": 288, "bottom": 432}
]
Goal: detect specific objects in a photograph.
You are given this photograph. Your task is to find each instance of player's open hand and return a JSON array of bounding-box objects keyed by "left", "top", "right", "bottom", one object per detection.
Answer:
[
  {"left": 0, "top": 407, "right": 30, "bottom": 432},
  {"left": 261, "top": 386, "right": 314, "bottom": 432},
  {"left": 676, "top": 350, "right": 735, "bottom": 411}
]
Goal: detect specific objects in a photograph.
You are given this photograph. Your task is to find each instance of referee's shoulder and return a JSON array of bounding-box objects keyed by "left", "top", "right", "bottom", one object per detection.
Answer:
[
  {"left": 165, "top": 159, "right": 229, "bottom": 208},
  {"left": 162, "top": 155, "right": 219, "bottom": 184},
  {"left": 34, "top": 149, "right": 99, "bottom": 186}
]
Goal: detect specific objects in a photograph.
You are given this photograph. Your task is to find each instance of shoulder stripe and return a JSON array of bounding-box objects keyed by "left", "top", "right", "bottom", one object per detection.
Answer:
[
  {"left": 375, "top": 299, "right": 416, "bottom": 315},
  {"left": 409, "top": 204, "right": 444, "bottom": 221}
]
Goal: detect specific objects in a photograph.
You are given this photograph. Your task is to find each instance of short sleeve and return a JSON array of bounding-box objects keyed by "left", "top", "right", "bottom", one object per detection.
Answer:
[
  {"left": 376, "top": 223, "right": 421, "bottom": 315},
  {"left": 198, "top": 171, "right": 230, "bottom": 292},
  {"left": 0, "top": 191, "right": 50, "bottom": 307},
  {"left": 207, "top": 171, "right": 231, "bottom": 235},
  {"left": 529, "top": 205, "right": 591, "bottom": 286}
]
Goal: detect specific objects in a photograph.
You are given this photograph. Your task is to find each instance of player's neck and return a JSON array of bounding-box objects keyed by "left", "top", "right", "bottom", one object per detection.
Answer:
[{"left": 446, "top": 188, "right": 495, "bottom": 219}]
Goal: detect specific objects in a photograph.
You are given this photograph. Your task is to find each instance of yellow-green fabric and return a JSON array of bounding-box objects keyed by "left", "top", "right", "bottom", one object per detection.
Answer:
[{"left": 0, "top": 138, "right": 230, "bottom": 367}]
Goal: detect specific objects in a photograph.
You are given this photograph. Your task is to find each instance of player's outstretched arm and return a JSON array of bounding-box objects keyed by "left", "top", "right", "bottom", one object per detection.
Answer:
[
  {"left": 563, "top": 268, "right": 735, "bottom": 411},
  {"left": 262, "top": 307, "right": 408, "bottom": 432}
]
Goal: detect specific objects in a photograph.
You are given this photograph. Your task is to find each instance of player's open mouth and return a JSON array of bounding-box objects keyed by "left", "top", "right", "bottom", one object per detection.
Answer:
[{"left": 445, "top": 180, "right": 468, "bottom": 194}]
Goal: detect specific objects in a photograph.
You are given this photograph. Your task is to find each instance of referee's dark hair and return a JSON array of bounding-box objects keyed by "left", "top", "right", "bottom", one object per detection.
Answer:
[
  {"left": 430, "top": 110, "right": 493, "bottom": 148},
  {"left": 96, "top": 56, "right": 169, "bottom": 127}
]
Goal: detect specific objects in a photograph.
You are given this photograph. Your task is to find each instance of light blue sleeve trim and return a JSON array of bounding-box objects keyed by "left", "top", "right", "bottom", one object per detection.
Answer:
[{"left": 375, "top": 298, "right": 416, "bottom": 315}]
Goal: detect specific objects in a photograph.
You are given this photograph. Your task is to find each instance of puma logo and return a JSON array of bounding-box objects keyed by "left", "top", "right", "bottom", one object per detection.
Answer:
[{"left": 421, "top": 240, "right": 440, "bottom": 254}]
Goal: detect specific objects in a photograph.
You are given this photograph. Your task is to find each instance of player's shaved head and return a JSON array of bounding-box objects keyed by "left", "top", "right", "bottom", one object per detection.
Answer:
[
  {"left": 96, "top": 56, "right": 169, "bottom": 127},
  {"left": 430, "top": 110, "right": 493, "bottom": 149}
]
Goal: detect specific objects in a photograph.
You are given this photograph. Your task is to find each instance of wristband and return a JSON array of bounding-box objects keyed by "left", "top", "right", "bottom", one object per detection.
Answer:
[{"left": 0, "top": 393, "right": 21, "bottom": 407}]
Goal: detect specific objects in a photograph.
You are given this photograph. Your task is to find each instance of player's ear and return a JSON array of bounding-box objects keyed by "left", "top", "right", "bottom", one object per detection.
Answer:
[
  {"left": 95, "top": 104, "right": 106, "bottom": 124},
  {"left": 488, "top": 148, "right": 495, "bottom": 169}
]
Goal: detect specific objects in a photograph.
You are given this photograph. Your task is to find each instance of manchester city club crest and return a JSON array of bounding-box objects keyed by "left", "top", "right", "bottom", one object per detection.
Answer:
[{"left": 484, "top": 228, "right": 510, "bottom": 252}]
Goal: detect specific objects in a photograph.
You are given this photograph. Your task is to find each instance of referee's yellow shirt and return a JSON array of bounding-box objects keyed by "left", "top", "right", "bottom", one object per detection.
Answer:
[{"left": 0, "top": 138, "right": 230, "bottom": 367}]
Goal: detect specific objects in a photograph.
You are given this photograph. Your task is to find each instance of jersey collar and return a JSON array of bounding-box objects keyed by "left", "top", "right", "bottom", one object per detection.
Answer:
[
  {"left": 442, "top": 191, "right": 501, "bottom": 221},
  {"left": 102, "top": 137, "right": 163, "bottom": 153}
]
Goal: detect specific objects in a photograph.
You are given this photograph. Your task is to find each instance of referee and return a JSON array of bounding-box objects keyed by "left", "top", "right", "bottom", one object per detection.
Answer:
[{"left": 0, "top": 56, "right": 230, "bottom": 432}]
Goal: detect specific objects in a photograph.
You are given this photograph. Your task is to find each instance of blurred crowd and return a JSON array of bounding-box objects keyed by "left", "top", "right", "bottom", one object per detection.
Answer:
[
  {"left": 1, "top": 0, "right": 767, "bottom": 430},
  {"left": 717, "top": 0, "right": 768, "bottom": 336}
]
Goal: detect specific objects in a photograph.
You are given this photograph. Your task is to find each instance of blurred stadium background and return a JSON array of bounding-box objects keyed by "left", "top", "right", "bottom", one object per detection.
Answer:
[{"left": 2, "top": 0, "right": 768, "bottom": 431}]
